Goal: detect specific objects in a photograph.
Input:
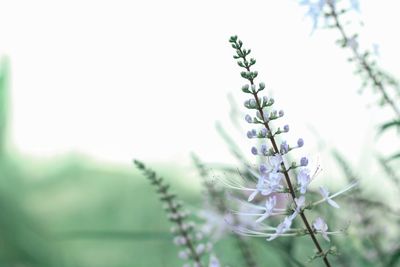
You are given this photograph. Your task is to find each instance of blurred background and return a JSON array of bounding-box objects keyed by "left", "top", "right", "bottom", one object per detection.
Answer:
[{"left": 0, "top": 0, "right": 400, "bottom": 266}]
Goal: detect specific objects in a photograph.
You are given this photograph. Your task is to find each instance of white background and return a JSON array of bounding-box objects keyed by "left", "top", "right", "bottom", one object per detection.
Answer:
[{"left": 0, "top": 0, "right": 399, "bottom": 188}]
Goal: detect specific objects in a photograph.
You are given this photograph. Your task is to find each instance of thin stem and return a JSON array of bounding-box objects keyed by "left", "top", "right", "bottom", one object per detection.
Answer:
[{"left": 327, "top": 3, "right": 400, "bottom": 119}]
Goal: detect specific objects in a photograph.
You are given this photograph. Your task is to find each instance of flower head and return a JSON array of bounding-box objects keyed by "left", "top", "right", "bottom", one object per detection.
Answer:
[
  {"left": 255, "top": 196, "right": 277, "bottom": 223},
  {"left": 267, "top": 216, "right": 294, "bottom": 241},
  {"left": 313, "top": 217, "right": 330, "bottom": 241},
  {"left": 297, "top": 168, "right": 311, "bottom": 194},
  {"left": 319, "top": 186, "right": 340, "bottom": 208}
]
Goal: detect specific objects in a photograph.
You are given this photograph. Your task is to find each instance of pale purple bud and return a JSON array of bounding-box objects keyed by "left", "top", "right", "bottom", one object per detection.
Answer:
[
  {"left": 259, "top": 163, "right": 268, "bottom": 173},
  {"left": 297, "top": 138, "right": 304, "bottom": 147},
  {"left": 283, "top": 125, "right": 289, "bottom": 132},
  {"left": 247, "top": 131, "right": 254, "bottom": 139},
  {"left": 279, "top": 110, "right": 284, "bottom": 117},
  {"left": 260, "top": 143, "right": 268, "bottom": 155},
  {"left": 251, "top": 147, "right": 258, "bottom": 155},
  {"left": 245, "top": 114, "right": 252, "bottom": 123},
  {"left": 300, "top": 157, "right": 309, "bottom": 166},
  {"left": 280, "top": 141, "right": 289, "bottom": 154},
  {"left": 260, "top": 128, "right": 268, "bottom": 137},
  {"left": 269, "top": 98, "right": 275, "bottom": 105}
]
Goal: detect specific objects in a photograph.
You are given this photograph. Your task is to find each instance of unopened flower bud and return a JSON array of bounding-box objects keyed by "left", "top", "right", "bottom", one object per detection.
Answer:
[
  {"left": 283, "top": 125, "right": 289, "bottom": 132},
  {"left": 300, "top": 157, "right": 309, "bottom": 166},
  {"left": 297, "top": 138, "right": 304, "bottom": 147},
  {"left": 245, "top": 114, "right": 252, "bottom": 123}
]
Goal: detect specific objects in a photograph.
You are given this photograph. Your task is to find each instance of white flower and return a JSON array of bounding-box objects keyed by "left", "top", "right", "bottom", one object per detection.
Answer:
[
  {"left": 269, "top": 154, "right": 283, "bottom": 171},
  {"left": 297, "top": 168, "right": 311, "bottom": 194},
  {"left": 264, "top": 171, "right": 283, "bottom": 195},
  {"left": 248, "top": 175, "right": 266, "bottom": 201},
  {"left": 313, "top": 217, "right": 330, "bottom": 241},
  {"left": 255, "top": 196, "right": 277, "bottom": 223},
  {"left": 248, "top": 169, "right": 283, "bottom": 201},
  {"left": 319, "top": 186, "right": 340, "bottom": 208},
  {"left": 267, "top": 216, "right": 294, "bottom": 241},
  {"left": 209, "top": 254, "right": 221, "bottom": 267}
]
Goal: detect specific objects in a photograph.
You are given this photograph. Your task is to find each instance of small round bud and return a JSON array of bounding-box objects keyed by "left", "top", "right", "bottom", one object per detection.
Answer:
[
  {"left": 246, "top": 131, "right": 254, "bottom": 139},
  {"left": 259, "top": 163, "right": 268, "bottom": 173},
  {"left": 251, "top": 84, "right": 256, "bottom": 92},
  {"left": 251, "top": 129, "right": 257, "bottom": 136},
  {"left": 283, "top": 125, "right": 289, "bottom": 132},
  {"left": 297, "top": 138, "right": 304, "bottom": 147},
  {"left": 279, "top": 110, "right": 284, "bottom": 117},
  {"left": 242, "top": 84, "right": 249, "bottom": 91},
  {"left": 269, "top": 98, "right": 275, "bottom": 105},
  {"left": 259, "top": 82, "right": 265, "bottom": 89},
  {"left": 178, "top": 250, "right": 189, "bottom": 259},
  {"left": 262, "top": 96, "right": 268, "bottom": 103},
  {"left": 251, "top": 147, "right": 258, "bottom": 155},
  {"left": 300, "top": 157, "right": 309, "bottom": 166},
  {"left": 244, "top": 99, "right": 250, "bottom": 108},
  {"left": 249, "top": 99, "right": 256, "bottom": 108},
  {"left": 245, "top": 114, "right": 252, "bottom": 123}
]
